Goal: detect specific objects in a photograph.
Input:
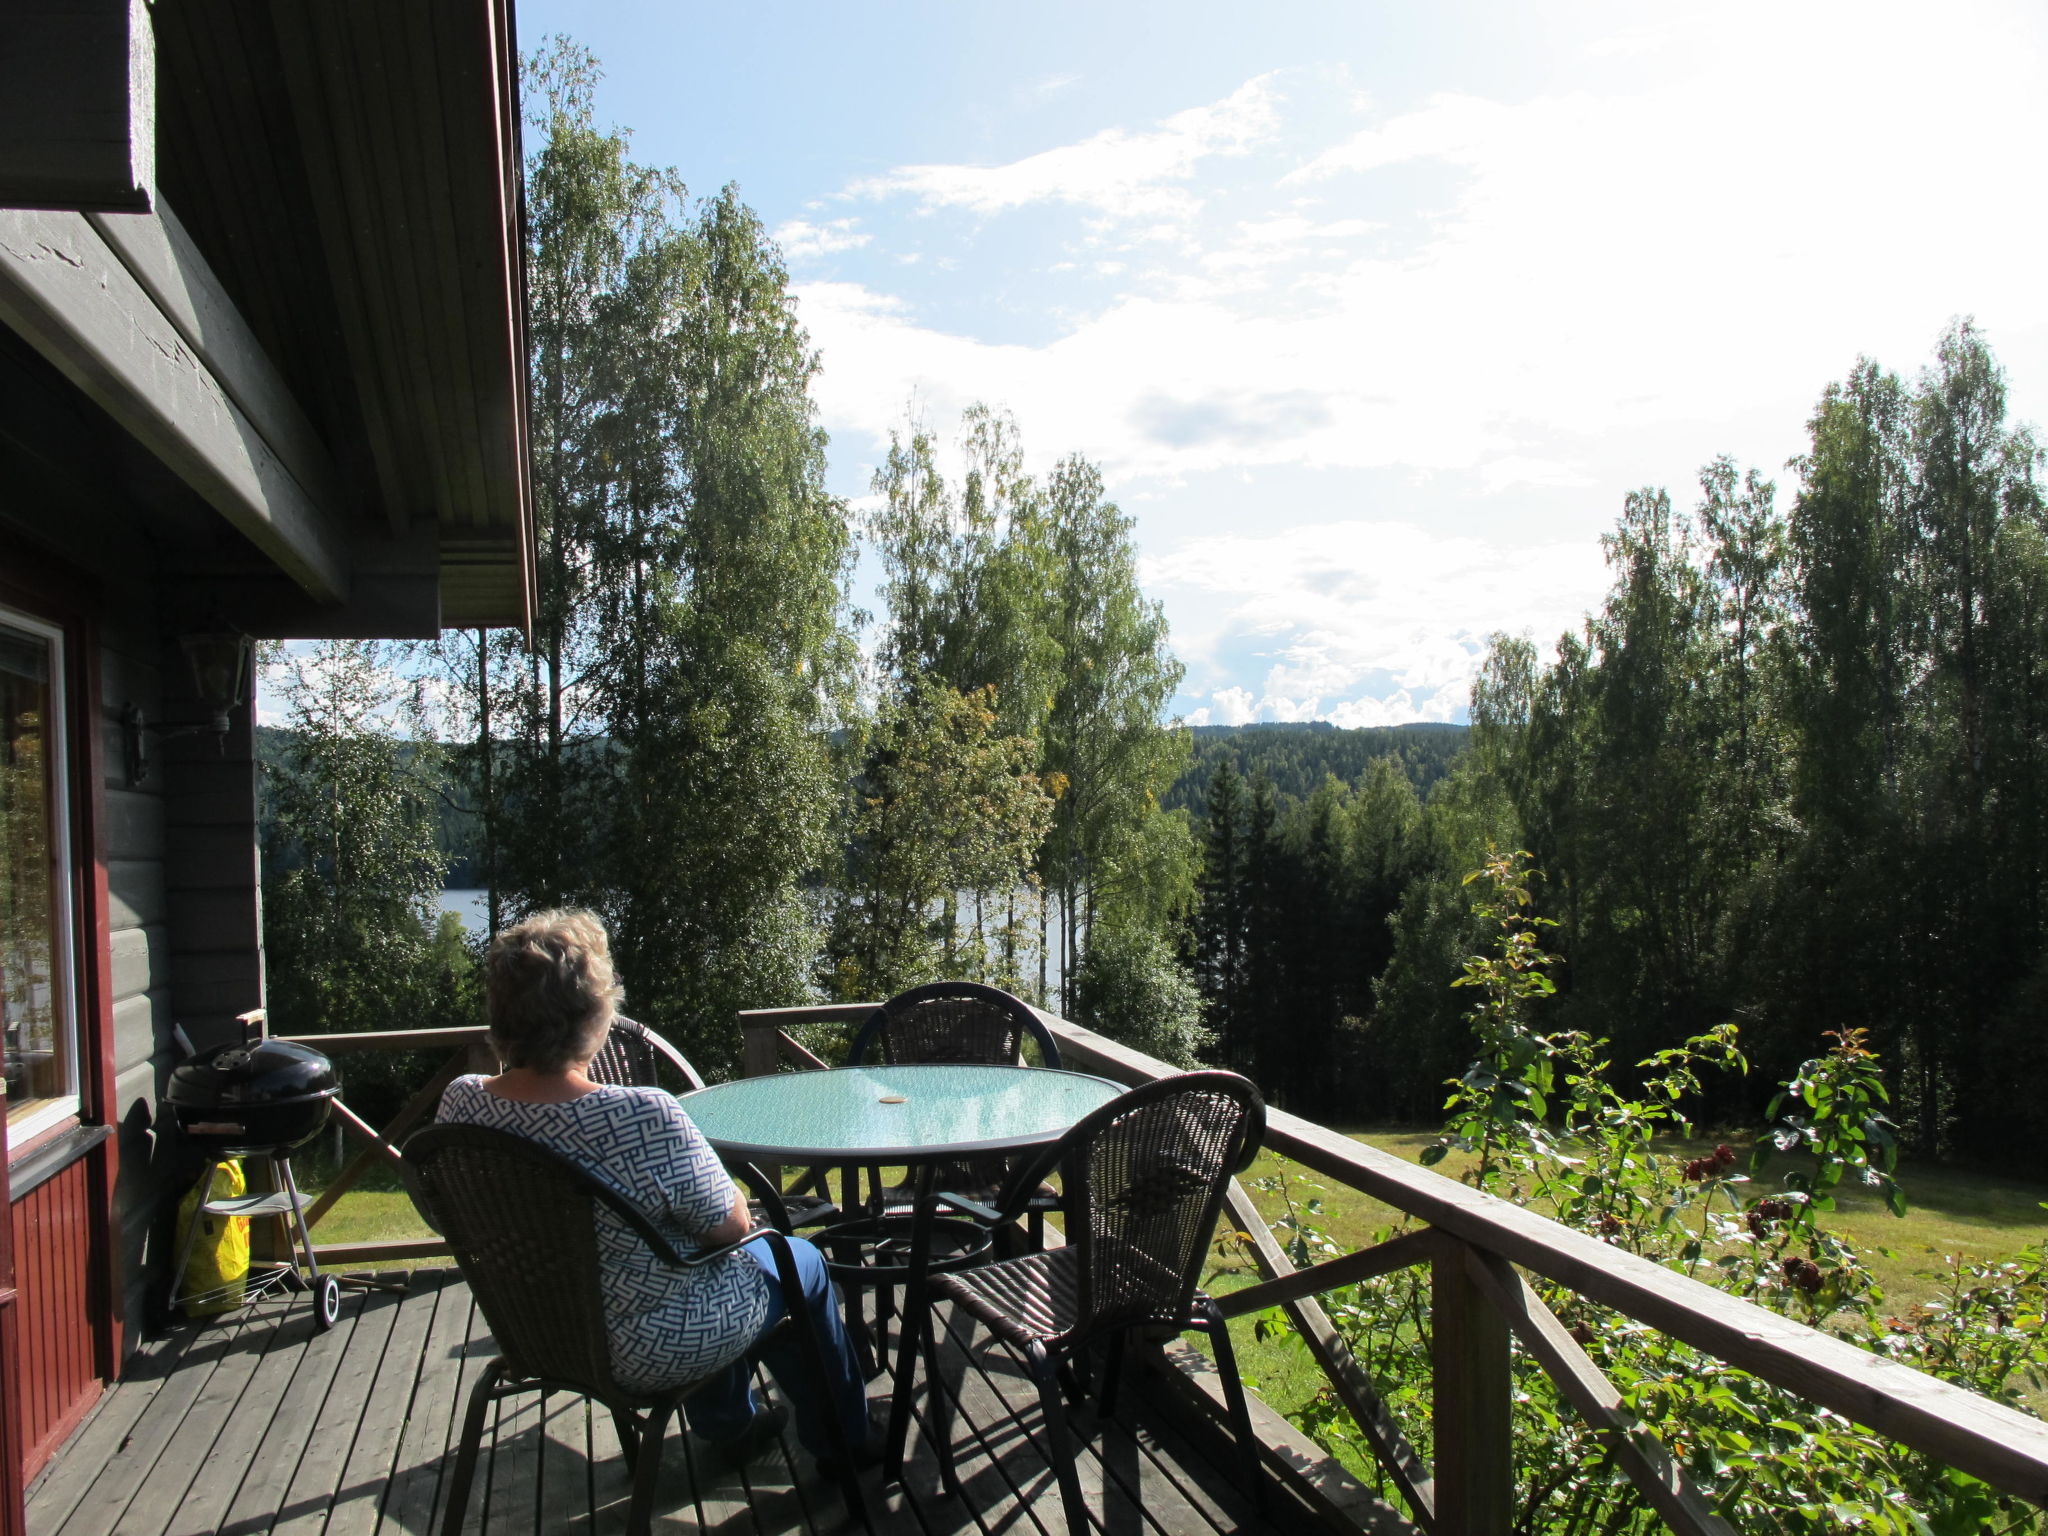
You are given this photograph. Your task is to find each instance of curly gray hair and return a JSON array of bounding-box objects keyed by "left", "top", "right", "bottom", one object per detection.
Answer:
[{"left": 483, "top": 909, "right": 622, "bottom": 1071}]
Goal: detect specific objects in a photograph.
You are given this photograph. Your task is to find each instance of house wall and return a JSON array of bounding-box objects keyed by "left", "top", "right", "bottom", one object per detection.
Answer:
[
  {"left": 0, "top": 496, "right": 266, "bottom": 1382},
  {"left": 104, "top": 612, "right": 267, "bottom": 1349}
]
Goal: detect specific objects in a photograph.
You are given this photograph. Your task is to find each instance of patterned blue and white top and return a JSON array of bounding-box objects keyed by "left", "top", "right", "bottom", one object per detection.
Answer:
[{"left": 437, "top": 1076, "right": 773, "bottom": 1392}]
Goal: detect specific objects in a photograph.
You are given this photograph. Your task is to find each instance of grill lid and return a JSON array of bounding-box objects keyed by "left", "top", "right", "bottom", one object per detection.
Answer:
[{"left": 167, "top": 1038, "right": 339, "bottom": 1109}]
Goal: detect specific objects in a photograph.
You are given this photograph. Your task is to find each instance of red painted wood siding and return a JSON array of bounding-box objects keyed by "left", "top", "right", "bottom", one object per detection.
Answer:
[{"left": 10, "top": 1159, "right": 99, "bottom": 1478}]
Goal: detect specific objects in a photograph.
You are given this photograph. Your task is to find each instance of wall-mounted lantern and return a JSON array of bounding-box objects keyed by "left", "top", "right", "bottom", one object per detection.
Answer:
[{"left": 122, "top": 631, "right": 252, "bottom": 786}]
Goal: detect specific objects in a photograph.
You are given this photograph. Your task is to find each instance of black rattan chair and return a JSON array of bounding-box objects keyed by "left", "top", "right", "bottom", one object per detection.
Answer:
[
  {"left": 403, "top": 1123, "right": 865, "bottom": 1535},
  {"left": 589, "top": 1015, "right": 836, "bottom": 1235},
  {"left": 830, "top": 983, "right": 1064, "bottom": 1356},
  {"left": 909, "top": 1071, "right": 1266, "bottom": 1535},
  {"left": 589, "top": 1013, "right": 707, "bottom": 1093},
  {"left": 845, "top": 981, "right": 1062, "bottom": 1220},
  {"left": 845, "top": 981, "right": 1062, "bottom": 1070}
]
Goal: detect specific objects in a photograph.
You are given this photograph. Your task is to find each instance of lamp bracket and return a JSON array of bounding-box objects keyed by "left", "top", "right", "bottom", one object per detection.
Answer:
[{"left": 121, "top": 703, "right": 230, "bottom": 787}]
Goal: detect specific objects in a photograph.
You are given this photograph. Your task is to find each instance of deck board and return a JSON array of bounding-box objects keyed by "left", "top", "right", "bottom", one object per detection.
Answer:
[
  {"left": 209, "top": 1286, "right": 369, "bottom": 1536},
  {"left": 272, "top": 1286, "right": 409, "bottom": 1536},
  {"left": 56, "top": 1302, "right": 279, "bottom": 1536},
  {"left": 27, "top": 1270, "right": 1293, "bottom": 1536},
  {"left": 25, "top": 1321, "right": 212, "bottom": 1536},
  {"left": 132, "top": 1305, "right": 292, "bottom": 1536},
  {"left": 373, "top": 1278, "right": 475, "bottom": 1536},
  {"left": 322, "top": 1282, "right": 438, "bottom": 1535},
  {"left": 153, "top": 1302, "right": 330, "bottom": 1536},
  {"left": 936, "top": 1308, "right": 1163, "bottom": 1536}
]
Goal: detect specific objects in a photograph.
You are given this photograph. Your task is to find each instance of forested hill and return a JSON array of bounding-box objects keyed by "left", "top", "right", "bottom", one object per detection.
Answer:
[{"left": 1165, "top": 721, "right": 1468, "bottom": 818}]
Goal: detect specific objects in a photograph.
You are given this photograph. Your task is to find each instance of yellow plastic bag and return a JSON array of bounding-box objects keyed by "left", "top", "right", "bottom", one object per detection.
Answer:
[{"left": 175, "top": 1161, "right": 250, "bottom": 1316}]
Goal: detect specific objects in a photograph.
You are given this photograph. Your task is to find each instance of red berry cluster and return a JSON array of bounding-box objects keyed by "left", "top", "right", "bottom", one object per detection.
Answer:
[
  {"left": 1745, "top": 1198, "right": 1794, "bottom": 1237},
  {"left": 1782, "top": 1256, "right": 1824, "bottom": 1293},
  {"left": 1682, "top": 1144, "right": 1738, "bottom": 1182}
]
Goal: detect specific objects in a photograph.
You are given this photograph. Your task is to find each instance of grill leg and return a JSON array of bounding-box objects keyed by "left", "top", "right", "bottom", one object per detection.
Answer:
[{"left": 276, "top": 1157, "right": 319, "bottom": 1280}]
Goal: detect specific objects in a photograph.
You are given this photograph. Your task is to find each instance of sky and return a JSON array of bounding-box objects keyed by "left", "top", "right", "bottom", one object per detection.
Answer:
[{"left": 516, "top": 0, "right": 2048, "bottom": 727}]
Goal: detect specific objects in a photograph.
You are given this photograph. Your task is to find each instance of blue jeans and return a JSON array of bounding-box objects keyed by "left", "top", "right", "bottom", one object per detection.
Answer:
[{"left": 683, "top": 1235, "right": 868, "bottom": 1458}]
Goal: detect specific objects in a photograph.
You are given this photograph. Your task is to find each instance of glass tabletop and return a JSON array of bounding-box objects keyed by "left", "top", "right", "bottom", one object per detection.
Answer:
[{"left": 678, "top": 1064, "right": 1125, "bottom": 1162}]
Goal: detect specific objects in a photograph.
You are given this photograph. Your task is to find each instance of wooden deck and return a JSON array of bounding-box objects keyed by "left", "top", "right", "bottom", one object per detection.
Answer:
[{"left": 25, "top": 1270, "right": 1304, "bottom": 1536}]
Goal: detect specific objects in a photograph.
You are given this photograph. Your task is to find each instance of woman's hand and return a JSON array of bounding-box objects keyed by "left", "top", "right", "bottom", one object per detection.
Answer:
[{"left": 703, "top": 1182, "right": 753, "bottom": 1248}]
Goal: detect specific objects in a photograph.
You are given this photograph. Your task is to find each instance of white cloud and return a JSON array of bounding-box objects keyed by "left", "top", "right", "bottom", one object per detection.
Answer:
[
  {"left": 1203, "top": 686, "right": 1258, "bottom": 727},
  {"left": 792, "top": 3, "right": 2048, "bottom": 723},
  {"left": 1026, "top": 72, "right": 1082, "bottom": 102},
  {"left": 775, "top": 217, "right": 871, "bottom": 262},
  {"left": 849, "top": 75, "right": 1280, "bottom": 222},
  {"left": 799, "top": 7, "right": 2048, "bottom": 500},
  {"left": 1146, "top": 520, "right": 1609, "bottom": 725},
  {"left": 1477, "top": 455, "right": 1594, "bottom": 496}
]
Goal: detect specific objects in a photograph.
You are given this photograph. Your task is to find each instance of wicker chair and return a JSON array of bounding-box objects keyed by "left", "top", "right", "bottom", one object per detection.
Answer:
[
  {"left": 403, "top": 1123, "right": 865, "bottom": 1535},
  {"left": 910, "top": 1071, "right": 1266, "bottom": 1535},
  {"left": 845, "top": 981, "right": 1062, "bottom": 1070},
  {"left": 589, "top": 1015, "right": 835, "bottom": 1235},
  {"left": 844, "top": 981, "right": 1062, "bottom": 1218},
  {"left": 829, "top": 983, "right": 1064, "bottom": 1357},
  {"left": 589, "top": 1013, "right": 706, "bottom": 1094}
]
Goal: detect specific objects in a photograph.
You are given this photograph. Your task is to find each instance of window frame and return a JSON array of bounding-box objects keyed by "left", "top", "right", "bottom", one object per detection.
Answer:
[{"left": 0, "top": 602, "right": 80, "bottom": 1148}]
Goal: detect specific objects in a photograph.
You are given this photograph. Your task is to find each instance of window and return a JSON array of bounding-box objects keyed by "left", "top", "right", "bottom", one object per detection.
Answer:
[{"left": 0, "top": 605, "right": 76, "bottom": 1140}]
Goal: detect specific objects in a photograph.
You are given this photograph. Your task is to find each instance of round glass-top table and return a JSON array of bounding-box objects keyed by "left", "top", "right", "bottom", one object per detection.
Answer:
[
  {"left": 678, "top": 1063, "right": 1124, "bottom": 1164},
  {"left": 681, "top": 1062, "right": 1127, "bottom": 1480}
]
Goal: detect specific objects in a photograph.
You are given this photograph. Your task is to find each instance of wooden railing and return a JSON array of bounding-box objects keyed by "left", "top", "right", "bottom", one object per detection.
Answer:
[
  {"left": 268, "top": 1007, "right": 2048, "bottom": 1532},
  {"left": 739, "top": 1004, "right": 2048, "bottom": 1536},
  {"left": 273, "top": 1026, "right": 495, "bottom": 1266}
]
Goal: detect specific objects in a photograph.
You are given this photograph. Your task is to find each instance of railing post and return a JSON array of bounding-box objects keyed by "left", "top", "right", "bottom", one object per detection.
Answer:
[
  {"left": 738, "top": 1015, "right": 784, "bottom": 1187},
  {"left": 740, "top": 1014, "right": 781, "bottom": 1080},
  {"left": 1433, "top": 1239, "right": 1513, "bottom": 1535}
]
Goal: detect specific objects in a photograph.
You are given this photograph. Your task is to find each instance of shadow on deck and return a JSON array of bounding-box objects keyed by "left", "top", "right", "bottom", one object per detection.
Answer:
[{"left": 26, "top": 1270, "right": 1335, "bottom": 1536}]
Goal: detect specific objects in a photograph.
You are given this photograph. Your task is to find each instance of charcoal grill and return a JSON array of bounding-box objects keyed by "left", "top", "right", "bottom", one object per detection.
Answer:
[{"left": 164, "top": 1026, "right": 343, "bottom": 1330}]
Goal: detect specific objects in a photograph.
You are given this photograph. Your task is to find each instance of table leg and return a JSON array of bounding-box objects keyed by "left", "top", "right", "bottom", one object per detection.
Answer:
[{"left": 884, "top": 1160, "right": 936, "bottom": 1484}]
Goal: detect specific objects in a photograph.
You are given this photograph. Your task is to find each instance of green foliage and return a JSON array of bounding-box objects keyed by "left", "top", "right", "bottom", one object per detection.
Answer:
[
  {"left": 1037, "top": 451, "right": 1191, "bottom": 1013},
  {"left": 1425, "top": 849, "right": 1567, "bottom": 1181},
  {"left": 1167, "top": 723, "right": 1466, "bottom": 820},
  {"left": 423, "top": 42, "right": 857, "bottom": 1074},
  {"left": 830, "top": 678, "right": 1052, "bottom": 1001},
  {"left": 1070, "top": 922, "right": 1211, "bottom": 1067},
  {"left": 856, "top": 403, "right": 1195, "bottom": 1016},
  {"left": 261, "top": 642, "right": 479, "bottom": 1122},
  {"left": 1195, "top": 757, "right": 1436, "bottom": 1118},
  {"left": 1244, "top": 863, "right": 2048, "bottom": 1533},
  {"left": 1408, "top": 322, "right": 2048, "bottom": 1157}
]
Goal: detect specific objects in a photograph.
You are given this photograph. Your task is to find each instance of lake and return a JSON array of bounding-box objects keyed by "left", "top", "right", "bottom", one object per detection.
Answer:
[{"left": 437, "top": 888, "right": 490, "bottom": 933}]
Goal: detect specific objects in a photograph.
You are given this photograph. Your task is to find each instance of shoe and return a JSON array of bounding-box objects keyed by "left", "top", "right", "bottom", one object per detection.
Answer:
[
  {"left": 709, "top": 1402, "right": 789, "bottom": 1469},
  {"left": 814, "top": 1400, "right": 889, "bottom": 1481}
]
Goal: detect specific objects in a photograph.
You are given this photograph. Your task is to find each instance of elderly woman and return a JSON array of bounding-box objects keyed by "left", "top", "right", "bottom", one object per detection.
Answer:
[{"left": 436, "top": 910, "right": 872, "bottom": 1469}]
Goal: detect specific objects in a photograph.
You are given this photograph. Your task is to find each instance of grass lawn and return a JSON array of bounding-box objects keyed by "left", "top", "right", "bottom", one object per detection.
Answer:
[
  {"left": 1217, "top": 1128, "right": 2048, "bottom": 1310},
  {"left": 1188, "top": 1127, "right": 2048, "bottom": 1489}
]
